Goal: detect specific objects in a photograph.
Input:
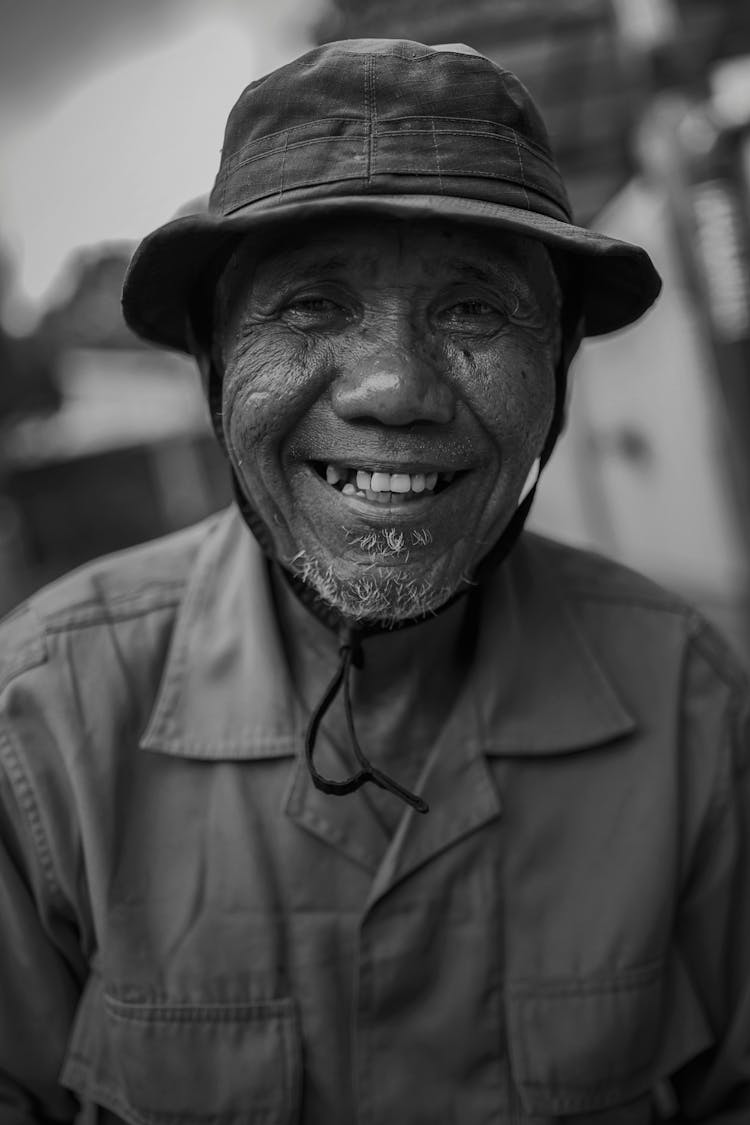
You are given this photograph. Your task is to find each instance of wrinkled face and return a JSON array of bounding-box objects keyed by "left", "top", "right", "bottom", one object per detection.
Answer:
[{"left": 217, "top": 215, "right": 560, "bottom": 624}]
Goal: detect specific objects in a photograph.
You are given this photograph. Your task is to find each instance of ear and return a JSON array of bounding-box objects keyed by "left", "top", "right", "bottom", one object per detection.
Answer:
[
  {"left": 185, "top": 311, "right": 229, "bottom": 457},
  {"left": 539, "top": 271, "right": 584, "bottom": 469},
  {"left": 555, "top": 315, "right": 584, "bottom": 433}
]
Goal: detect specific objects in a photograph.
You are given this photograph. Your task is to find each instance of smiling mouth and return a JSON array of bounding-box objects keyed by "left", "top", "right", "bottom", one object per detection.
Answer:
[{"left": 312, "top": 462, "right": 459, "bottom": 504}]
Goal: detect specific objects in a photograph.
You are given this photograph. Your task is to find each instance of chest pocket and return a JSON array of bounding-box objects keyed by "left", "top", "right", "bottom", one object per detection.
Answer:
[
  {"left": 61, "top": 973, "right": 302, "bottom": 1125},
  {"left": 506, "top": 961, "right": 663, "bottom": 1122}
]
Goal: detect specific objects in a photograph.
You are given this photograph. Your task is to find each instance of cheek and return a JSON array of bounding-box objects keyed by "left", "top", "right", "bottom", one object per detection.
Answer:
[
  {"left": 453, "top": 337, "right": 556, "bottom": 454},
  {"left": 222, "top": 330, "right": 327, "bottom": 465},
  {"left": 508, "top": 359, "right": 556, "bottom": 450}
]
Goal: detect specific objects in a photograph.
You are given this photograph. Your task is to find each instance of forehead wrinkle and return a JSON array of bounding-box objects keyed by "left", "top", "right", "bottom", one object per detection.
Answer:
[
  {"left": 254, "top": 252, "right": 352, "bottom": 291},
  {"left": 445, "top": 260, "right": 526, "bottom": 288}
]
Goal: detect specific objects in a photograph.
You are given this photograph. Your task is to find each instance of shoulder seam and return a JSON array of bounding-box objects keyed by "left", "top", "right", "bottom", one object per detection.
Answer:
[
  {"left": 526, "top": 534, "right": 690, "bottom": 616},
  {"left": 41, "top": 587, "right": 183, "bottom": 635},
  {"left": 0, "top": 636, "right": 48, "bottom": 694},
  {"left": 565, "top": 587, "right": 691, "bottom": 616},
  {"left": 686, "top": 613, "right": 749, "bottom": 695}
]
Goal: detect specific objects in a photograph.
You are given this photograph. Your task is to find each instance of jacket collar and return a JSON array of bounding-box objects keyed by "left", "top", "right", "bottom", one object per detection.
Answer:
[
  {"left": 141, "top": 507, "right": 635, "bottom": 763},
  {"left": 472, "top": 535, "right": 637, "bottom": 755},
  {"left": 140, "top": 508, "right": 304, "bottom": 759}
]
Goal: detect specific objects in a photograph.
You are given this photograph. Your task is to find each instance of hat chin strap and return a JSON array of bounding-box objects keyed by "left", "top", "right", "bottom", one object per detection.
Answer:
[
  {"left": 229, "top": 457, "right": 543, "bottom": 818},
  {"left": 518, "top": 457, "right": 540, "bottom": 506}
]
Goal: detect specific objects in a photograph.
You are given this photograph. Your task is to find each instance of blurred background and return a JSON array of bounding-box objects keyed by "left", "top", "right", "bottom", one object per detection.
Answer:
[{"left": 2, "top": 0, "right": 750, "bottom": 664}]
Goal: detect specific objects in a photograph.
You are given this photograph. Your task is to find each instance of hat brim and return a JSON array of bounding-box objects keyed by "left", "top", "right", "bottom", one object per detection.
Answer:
[{"left": 122, "top": 193, "right": 662, "bottom": 352}]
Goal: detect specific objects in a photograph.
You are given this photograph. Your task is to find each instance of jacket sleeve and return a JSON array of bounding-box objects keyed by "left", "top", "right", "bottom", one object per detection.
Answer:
[
  {"left": 0, "top": 728, "right": 83, "bottom": 1123},
  {"left": 665, "top": 630, "right": 750, "bottom": 1123}
]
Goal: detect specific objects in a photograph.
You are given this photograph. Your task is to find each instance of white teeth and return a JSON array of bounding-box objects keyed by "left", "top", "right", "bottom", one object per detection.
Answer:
[
  {"left": 390, "top": 473, "right": 411, "bottom": 493},
  {"left": 328, "top": 463, "right": 455, "bottom": 498},
  {"left": 370, "top": 472, "right": 390, "bottom": 493}
]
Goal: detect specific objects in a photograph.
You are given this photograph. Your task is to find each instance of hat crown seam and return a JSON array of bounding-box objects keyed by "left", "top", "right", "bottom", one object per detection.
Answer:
[
  {"left": 214, "top": 120, "right": 564, "bottom": 198},
  {"left": 220, "top": 181, "right": 571, "bottom": 223}
]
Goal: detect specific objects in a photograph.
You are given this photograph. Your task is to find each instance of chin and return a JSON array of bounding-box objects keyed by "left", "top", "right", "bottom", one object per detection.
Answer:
[{"left": 288, "top": 551, "right": 463, "bottom": 627}]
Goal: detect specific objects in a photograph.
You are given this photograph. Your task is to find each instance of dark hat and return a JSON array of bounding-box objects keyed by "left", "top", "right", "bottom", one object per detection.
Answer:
[{"left": 122, "top": 39, "right": 661, "bottom": 351}]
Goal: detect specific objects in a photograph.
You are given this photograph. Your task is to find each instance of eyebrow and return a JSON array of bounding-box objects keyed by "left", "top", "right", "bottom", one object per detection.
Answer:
[
  {"left": 259, "top": 254, "right": 351, "bottom": 286},
  {"left": 445, "top": 260, "right": 522, "bottom": 288}
]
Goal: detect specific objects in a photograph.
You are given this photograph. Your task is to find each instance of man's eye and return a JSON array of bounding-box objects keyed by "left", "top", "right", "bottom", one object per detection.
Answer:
[
  {"left": 284, "top": 296, "right": 344, "bottom": 323},
  {"left": 448, "top": 300, "right": 496, "bottom": 317},
  {"left": 290, "top": 298, "right": 336, "bottom": 312},
  {"left": 437, "top": 299, "right": 504, "bottom": 330}
]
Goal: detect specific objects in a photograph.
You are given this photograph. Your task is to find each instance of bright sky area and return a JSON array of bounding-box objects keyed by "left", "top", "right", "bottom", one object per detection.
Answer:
[{"left": 0, "top": 1, "right": 324, "bottom": 331}]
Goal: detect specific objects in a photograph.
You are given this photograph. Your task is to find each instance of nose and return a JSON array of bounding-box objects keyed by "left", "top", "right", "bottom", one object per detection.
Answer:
[{"left": 330, "top": 345, "right": 455, "bottom": 427}]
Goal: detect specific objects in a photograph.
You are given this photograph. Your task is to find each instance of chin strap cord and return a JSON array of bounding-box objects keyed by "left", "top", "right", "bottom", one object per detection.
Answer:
[{"left": 304, "top": 625, "right": 430, "bottom": 815}]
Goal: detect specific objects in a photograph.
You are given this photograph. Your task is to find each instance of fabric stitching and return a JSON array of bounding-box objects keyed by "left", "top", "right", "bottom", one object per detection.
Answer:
[
  {"left": 512, "top": 130, "right": 530, "bottom": 208},
  {"left": 221, "top": 128, "right": 561, "bottom": 179},
  {"left": 508, "top": 959, "right": 662, "bottom": 996},
  {"left": 365, "top": 54, "right": 374, "bottom": 184},
  {"left": 369, "top": 54, "right": 378, "bottom": 180},
  {"left": 217, "top": 149, "right": 227, "bottom": 211},
  {"left": 375, "top": 125, "right": 559, "bottom": 166},
  {"left": 0, "top": 722, "right": 65, "bottom": 906},
  {"left": 431, "top": 121, "right": 444, "bottom": 194},
  {"left": 145, "top": 735, "right": 298, "bottom": 755},
  {"left": 224, "top": 133, "right": 368, "bottom": 176},
  {"left": 278, "top": 133, "right": 288, "bottom": 199},
  {"left": 230, "top": 158, "right": 557, "bottom": 181},
  {"left": 42, "top": 596, "right": 181, "bottom": 635},
  {"left": 222, "top": 117, "right": 367, "bottom": 169},
  {"left": 105, "top": 997, "right": 292, "bottom": 1021}
]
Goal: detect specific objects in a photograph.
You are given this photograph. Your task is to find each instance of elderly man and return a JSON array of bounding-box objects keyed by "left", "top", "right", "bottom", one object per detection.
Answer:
[{"left": 1, "top": 38, "right": 749, "bottom": 1125}]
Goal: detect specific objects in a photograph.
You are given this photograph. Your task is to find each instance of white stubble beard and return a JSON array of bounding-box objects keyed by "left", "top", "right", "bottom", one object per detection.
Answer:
[{"left": 286, "top": 526, "right": 466, "bottom": 626}]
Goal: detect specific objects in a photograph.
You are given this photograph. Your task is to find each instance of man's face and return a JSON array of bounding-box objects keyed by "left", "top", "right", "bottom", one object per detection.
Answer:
[{"left": 218, "top": 215, "right": 559, "bottom": 624}]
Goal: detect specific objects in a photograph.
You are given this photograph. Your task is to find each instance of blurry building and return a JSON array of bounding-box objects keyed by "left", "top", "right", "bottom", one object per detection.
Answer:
[{"left": 0, "top": 242, "right": 230, "bottom": 613}]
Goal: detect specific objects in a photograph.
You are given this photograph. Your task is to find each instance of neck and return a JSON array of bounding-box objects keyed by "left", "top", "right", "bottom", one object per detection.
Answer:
[{"left": 272, "top": 564, "right": 479, "bottom": 761}]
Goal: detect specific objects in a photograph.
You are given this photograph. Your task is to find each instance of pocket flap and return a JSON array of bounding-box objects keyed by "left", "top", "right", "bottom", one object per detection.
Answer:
[
  {"left": 62, "top": 973, "right": 301, "bottom": 1124},
  {"left": 507, "top": 962, "right": 663, "bottom": 1116}
]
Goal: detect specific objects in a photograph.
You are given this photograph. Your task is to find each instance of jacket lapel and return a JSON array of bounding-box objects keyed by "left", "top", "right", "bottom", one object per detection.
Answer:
[
  {"left": 284, "top": 750, "right": 390, "bottom": 873},
  {"left": 140, "top": 513, "right": 636, "bottom": 891},
  {"left": 365, "top": 723, "right": 503, "bottom": 907}
]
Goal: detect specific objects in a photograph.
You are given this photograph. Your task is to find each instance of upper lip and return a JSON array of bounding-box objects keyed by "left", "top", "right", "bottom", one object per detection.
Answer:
[{"left": 310, "top": 458, "right": 470, "bottom": 475}]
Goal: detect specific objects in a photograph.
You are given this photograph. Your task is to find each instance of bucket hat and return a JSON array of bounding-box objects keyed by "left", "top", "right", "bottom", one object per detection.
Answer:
[{"left": 122, "top": 38, "right": 661, "bottom": 351}]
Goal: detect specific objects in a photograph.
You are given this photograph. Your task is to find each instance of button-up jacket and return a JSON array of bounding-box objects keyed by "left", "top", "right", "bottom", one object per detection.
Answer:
[{"left": 1, "top": 507, "right": 749, "bottom": 1124}]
